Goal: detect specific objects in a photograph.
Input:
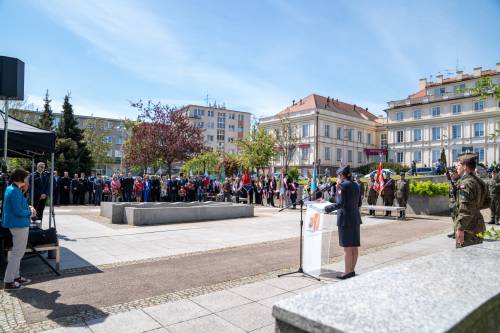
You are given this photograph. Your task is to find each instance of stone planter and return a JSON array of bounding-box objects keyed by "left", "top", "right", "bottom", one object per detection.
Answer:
[{"left": 407, "top": 194, "right": 449, "bottom": 215}]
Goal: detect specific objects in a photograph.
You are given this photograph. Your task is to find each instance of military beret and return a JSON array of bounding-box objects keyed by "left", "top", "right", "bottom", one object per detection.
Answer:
[
  {"left": 457, "top": 153, "right": 477, "bottom": 164},
  {"left": 337, "top": 165, "right": 351, "bottom": 176}
]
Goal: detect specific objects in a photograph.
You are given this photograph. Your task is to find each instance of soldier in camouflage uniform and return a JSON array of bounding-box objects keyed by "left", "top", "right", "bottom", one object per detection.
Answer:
[
  {"left": 488, "top": 168, "right": 500, "bottom": 225},
  {"left": 447, "top": 167, "right": 459, "bottom": 239},
  {"left": 382, "top": 173, "right": 395, "bottom": 216},
  {"left": 366, "top": 175, "right": 378, "bottom": 215},
  {"left": 455, "top": 154, "right": 489, "bottom": 248},
  {"left": 395, "top": 172, "right": 409, "bottom": 219}
]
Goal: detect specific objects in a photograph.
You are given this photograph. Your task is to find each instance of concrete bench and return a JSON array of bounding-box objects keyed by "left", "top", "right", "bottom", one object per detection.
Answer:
[
  {"left": 273, "top": 241, "right": 500, "bottom": 333},
  {"left": 362, "top": 205, "right": 406, "bottom": 220}
]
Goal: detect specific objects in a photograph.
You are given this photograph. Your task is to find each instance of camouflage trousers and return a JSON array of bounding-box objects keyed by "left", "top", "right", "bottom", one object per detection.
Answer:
[
  {"left": 456, "top": 233, "right": 483, "bottom": 248},
  {"left": 490, "top": 198, "right": 500, "bottom": 222}
]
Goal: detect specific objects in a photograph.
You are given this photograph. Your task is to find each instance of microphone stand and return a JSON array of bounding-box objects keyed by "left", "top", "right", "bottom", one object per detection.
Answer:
[{"left": 277, "top": 189, "right": 323, "bottom": 281}]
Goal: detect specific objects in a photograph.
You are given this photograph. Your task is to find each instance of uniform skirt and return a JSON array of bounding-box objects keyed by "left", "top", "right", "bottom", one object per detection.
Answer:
[{"left": 338, "top": 223, "right": 360, "bottom": 247}]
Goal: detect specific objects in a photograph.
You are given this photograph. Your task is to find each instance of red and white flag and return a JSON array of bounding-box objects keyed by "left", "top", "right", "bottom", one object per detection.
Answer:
[{"left": 373, "top": 162, "right": 384, "bottom": 193}]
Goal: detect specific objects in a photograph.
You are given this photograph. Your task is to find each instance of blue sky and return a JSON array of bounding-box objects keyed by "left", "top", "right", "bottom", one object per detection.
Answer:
[{"left": 1, "top": 0, "right": 499, "bottom": 119}]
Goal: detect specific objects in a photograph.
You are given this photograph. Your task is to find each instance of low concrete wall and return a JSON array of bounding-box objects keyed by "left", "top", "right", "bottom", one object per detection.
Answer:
[
  {"left": 407, "top": 194, "right": 449, "bottom": 215},
  {"left": 273, "top": 242, "right": 500, "bottom": 332},
  {"left": 124, "top": 204, "right": 254, "bottom": 226}
]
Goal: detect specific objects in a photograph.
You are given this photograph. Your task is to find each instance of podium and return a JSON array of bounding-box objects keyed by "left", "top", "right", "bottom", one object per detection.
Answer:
[{"left": 302, "top": 202, "right": 336, "bottom": 277}]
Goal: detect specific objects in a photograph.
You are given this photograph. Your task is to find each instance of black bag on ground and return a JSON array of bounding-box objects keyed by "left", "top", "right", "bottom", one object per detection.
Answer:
[
  {"left": 28, "top": 227, "right": 58, "bottom": 247},
  {"left": 0, "top": 227, "right": 13, "bottom": 248}
]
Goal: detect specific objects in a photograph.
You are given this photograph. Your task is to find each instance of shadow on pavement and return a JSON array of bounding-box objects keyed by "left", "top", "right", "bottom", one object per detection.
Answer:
[{"left": 8, "top": 287, "right": 109, "bottom": 324}]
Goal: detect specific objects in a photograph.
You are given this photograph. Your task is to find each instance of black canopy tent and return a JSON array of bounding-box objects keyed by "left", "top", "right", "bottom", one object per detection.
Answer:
[{"left": 0, "top": 111, "right": 57, "bottom": 228}]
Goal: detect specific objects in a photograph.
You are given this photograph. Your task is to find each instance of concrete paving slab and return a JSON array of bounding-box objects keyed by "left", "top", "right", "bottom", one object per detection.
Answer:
[
  {"left": 257, "top": 292, "right": 296, "bottom": 308},
  {"left": 166, "top": 314, "right": 244, "bottom": 333},
  {"left": 44, "top": 324, "right": 92, "bottom": 333},
  {"left": 190, "top": 290, "right": 252, "bottom": 313},
  {"left": 85, "top": 309, "right": 161, "bottom": 333},
  {"left": 261, "top": 277, "right": 319, "bottom": 292},
  {"left": 143, "top": 328, "right": 169, "bottom": 333},
  {"left": 228, "top": 282, "right": 287, "bottom": 301},
  {"left": 217, "top": 302, "right": 274, "bottom": 331},
  {"left": 250, "top": 324, "right": 275, "bottom": 333},
  {"left": 143, "top": 299, "right": 210, "bottom": 327}
]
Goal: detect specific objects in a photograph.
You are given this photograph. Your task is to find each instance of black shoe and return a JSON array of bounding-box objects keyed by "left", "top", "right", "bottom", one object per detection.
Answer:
[
  {"left": 337, "top": 271, "right": 356, "bottom": 280},
  {"left": 447, "top": 233, "right": 455, "bottom": 239},
  {"left": 487, "top": 221, "right": 495, "bottom": 225}
]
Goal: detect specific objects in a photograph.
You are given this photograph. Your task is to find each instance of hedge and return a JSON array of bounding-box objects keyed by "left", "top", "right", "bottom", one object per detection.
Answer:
[
  {"left": 409, "top": 181, "right": 449, "bottom": 197},
  {"left": 354, "top": 162, "right": 410, "bottom": 175}
]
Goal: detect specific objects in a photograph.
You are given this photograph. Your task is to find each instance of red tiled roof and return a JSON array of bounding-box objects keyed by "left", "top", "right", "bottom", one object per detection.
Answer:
[
  {"left": 408, "top": 89, "right": 426, "bottom": 99},
  {"left": 277, "top": 94, "right": 378, "bottom": 121}
]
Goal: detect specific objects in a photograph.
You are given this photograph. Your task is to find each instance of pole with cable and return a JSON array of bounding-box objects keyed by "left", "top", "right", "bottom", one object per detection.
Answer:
[{"left": 3, "top": 99, "right": 8, "bottom": 163}]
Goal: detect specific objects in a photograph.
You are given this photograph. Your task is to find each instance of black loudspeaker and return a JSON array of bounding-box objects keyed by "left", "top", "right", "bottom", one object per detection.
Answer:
[{"left": 0, "top": 56, "right": 25, "bottom": 100}]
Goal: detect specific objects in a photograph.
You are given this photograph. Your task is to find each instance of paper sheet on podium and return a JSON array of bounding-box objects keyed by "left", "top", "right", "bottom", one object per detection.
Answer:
[{"left": 302, "top": 201, "right": 336, "bottom": 277}]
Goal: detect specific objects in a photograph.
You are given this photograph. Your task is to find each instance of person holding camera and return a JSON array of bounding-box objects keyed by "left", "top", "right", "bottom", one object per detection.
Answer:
[{"left": 2, "top": 169, "right": 36, "bottom": 290}]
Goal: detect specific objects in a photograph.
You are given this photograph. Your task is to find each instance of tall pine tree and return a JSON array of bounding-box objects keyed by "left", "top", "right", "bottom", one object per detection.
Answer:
[
  {"left": 55, "top": 93, "right": 93, "bottom": 175},
  {"left": 38, "top": 90, "right": 54, "bottom": 130}
]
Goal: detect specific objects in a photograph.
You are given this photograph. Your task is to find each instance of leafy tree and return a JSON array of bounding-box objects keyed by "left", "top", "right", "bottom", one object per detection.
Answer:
[
  {"left": 287, "top": 166, "right": 299, "bottom": 181},
  {"left": 274, "top": 114, "right": 299, "bottom": 172},
  {"left": 55, "top": 94, "right": 92, "bottom": 175},
  {"left": 82, "top": 117, "right": 113, "bottom": 171},
  {"left": 439, "top": 148, "right": 447, "bottom": 166},
  {"left": 183, "top": 150, "right": 220, "bottom": 175},
  {"left": 38, "top": 90, "right": 54, "bottom": 130},
  {"left": 235, "top": 127, "right": 276, "bottom": 176},
  {"left": 219, "top": 153, "right": 240, "bottom": 178},
  {"left": 123, "top": 121, "right": 157, "bottom": 173}
]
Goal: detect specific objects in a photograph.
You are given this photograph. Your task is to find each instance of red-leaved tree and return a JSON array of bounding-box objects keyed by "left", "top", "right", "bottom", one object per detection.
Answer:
[{"left": 124, "top": 101, "right": 205, "bottom": 177}]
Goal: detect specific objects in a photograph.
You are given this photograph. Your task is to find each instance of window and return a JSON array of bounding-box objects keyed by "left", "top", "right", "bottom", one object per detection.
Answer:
[
  {"left": 107, "top": 136, "right": 113, "bottom": 144},
  {"left": 106, "top": 121, "right": 113, "bottom": 129},
  {"left": 208, "top": 122, "right": 215, "bottom": 129},
  {"left": 194, "top": 108, "right": 205, "bottom": 117},
  {"left": 217, "top": 113, "right": 225, "bottom": 129},
  {"left": 413, "top": 109, "right": 421, "bottom": 120},
  {"left": 432, "top": 106, "right": 441, "bottom": 117},
  {"left": 324, "top": 124, "right": 330, "bottom": 137},
  {"left": 413, "top": 151, "right": 422, "bottom": 162},
  {"left": 368, "top": 133, "right": 373, "bottom": 145},
  {"left": 107, "top": 149, "right": 112, "bottom": 157},
  {"left": 337, "top": 127, "right": 343, "bottom": 139},
  {"left": 197, "top": 122, "right": 204, "bottom": 128},
  {"left": 207, "top": 135, "right": 214, "bottom": 142},
  {"left": 347, "top": 150, "right": 353, "bottom": 162},
  {"left": 357, "top": 131, "right": 362, "bottom": 143},
  {"left": 301, "top": 148, "right": 309, "bottom": 160},
  {"left": 208, "top": 110, "right": 214, "bottom": 117},
  {"left": 228, "top": 125, "right": 235, "bottom": 131},
  {"left": 115, "top": 150, "right": 123, "bottom": 158},
  {"left": 117, "top": 137, "right": 123, "bottom": 145},
  {"left": 396, "top": 130, "right": 404, "bottom": 143},
  {"left": 380, "top": 133, "right": 386, "bottom": 147},
  {"left": 302, "top": 124, "right": 309, "bottom": 138},
  {"left": 336, "top": 149, "right": 342, "bottom": 161},
  {"left": 396, "top": 152, "right": 404, "bottom": 163},
  {"left": 432, "top": 150, "right": 440, "bottom": 162},
  {"left": 324, "top": 147, "right": 331, "bottom": 160},
  {"left": 238, "top": 114, "right": 245, "bottom": 121},
  {"left": 474, "top": 148, "right": 485, "bottom": 161},
  {"left": 217, "top": 129, "right": 225, "bottom": 141},
  {"left": 439, "top": 87, "right": 446, "bottom": 95},
  {"left": 451, "top": 124, "right": 461, "bottom": 139},
  {"left": 474, "top": 123, "right": 484, "bottom": 137},
  {"left": 228, "top": 113, "right": 235, "bottom": 120},
  {"left": 346, "top": 129, "right": 353, "bottom": 141},
  {"left": 452, "top": 104, "right": 461, "bottom": 115},
  {"left": 228, "top": 137, "right": 234, "bottom": 142},
  {"left": 237, "top": 126, "right": 244, "bottom": 133},
  {"left": 413, "top": 128, "right": 421, "bottom": 142},
  {"left": 474, "top": 100, "right": 484, "bottom": 111},
  {"left": 452, "top": 149, "right": 459, "bottom": 161},
  {"left": 454, "top": 84, "right": 465, "bottom": 92},
  {"left": 357, "top": 151, "right": 362, "bottom": 163},
  {"left": 432, "top": 127, "right": 441, "bottom": 140},
  {"left": 396, "top": 112, "right": 404, "bottom": 121}
]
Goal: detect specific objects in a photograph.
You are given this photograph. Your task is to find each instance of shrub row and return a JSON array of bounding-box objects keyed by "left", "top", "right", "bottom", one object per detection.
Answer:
[{"left": 409, "top": 181, "right": 449, "bottom": 197}]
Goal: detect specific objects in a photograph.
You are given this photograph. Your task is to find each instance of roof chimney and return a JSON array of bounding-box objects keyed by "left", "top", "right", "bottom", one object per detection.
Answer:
[
  {"left": 473, "top": 67, "right": 482, "bottom": 77},
  {"left": 353, "top": 104, "right": 356, "bottom": 110},
  {"left": 436, "top": 74, "right": 443, "bottom": 84},
  {"left": 456, "top": 70, "right": 463, "bottom": 80},
  {"left": 419, "top": 78, "right": 427, "bottom": 90},
  {"left": 292, "top": 99, "right": 295, "bottom": 105},
  {"left": 496, "top": 62, "right": 500, "bottom": 72}
]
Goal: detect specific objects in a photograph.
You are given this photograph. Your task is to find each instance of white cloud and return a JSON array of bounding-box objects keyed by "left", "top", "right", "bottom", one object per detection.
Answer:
[{"left": 32, "top": 0, "right": 289, "bottom": 118}]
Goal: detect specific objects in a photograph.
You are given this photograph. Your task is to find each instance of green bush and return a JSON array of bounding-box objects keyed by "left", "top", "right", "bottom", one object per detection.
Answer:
[
  {"left": 354, "top": 162, "right": 410, "bottom": 175},
  {"left": 409, "top": 181, "right": 449, "bottom": 197},
  {"left": 287, "top": 167, "right": 299, "bottom": 181}
]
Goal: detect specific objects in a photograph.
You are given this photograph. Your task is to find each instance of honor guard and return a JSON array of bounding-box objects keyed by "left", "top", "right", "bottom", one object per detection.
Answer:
[{"left": 395, "top": 172, "right": 409, "bottom": 219}]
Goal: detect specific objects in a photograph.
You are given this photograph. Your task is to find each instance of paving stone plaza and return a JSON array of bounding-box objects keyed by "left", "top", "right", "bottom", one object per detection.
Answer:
[{"left": 0, "top": 204, "right": 474, "bottom": 333}]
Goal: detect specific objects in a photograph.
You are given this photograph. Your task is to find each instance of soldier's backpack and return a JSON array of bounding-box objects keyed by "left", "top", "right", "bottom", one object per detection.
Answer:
[{"left": 474, "top": 175, "right": 491, "bottom": 210}]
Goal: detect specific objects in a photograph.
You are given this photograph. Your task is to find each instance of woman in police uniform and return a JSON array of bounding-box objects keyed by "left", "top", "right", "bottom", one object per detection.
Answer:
[{"left": 324, "top": 165, "right": 362, "bottom": 279}]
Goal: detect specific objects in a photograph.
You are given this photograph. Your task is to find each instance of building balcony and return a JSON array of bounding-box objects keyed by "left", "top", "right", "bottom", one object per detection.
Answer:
[{"left": 387, "top": 91, "right": 471, "bottom": 109}]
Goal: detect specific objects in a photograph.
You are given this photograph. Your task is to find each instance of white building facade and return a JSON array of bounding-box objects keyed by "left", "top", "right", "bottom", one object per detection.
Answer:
[
  {"left": 259, "top": 94, "right": 386, "bottom": 176},
  {"left": 182, "top": 104, "right": 252, "bottom": 154},
  {"left": 386, "top": 64, "right": 500, "bottom": 167}
]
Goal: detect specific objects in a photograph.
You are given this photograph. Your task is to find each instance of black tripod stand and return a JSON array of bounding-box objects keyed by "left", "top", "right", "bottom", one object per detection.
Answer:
[{"left": 278, "top": 198, "right": 321, "bottom": 281}]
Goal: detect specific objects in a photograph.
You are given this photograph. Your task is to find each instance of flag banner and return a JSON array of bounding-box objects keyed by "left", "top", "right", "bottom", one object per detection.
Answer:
[
  {"left": 220, "top": 163, "right": 225, "bottom": 182},
  {"left": 310, "top": 163, "right": 317, "bottom": 192},
  {"left": 373, "top": 161, "right": 384, "bottom": 193},
  {"left": 242, "top": 167, "right": 252, "bottom": 192}
]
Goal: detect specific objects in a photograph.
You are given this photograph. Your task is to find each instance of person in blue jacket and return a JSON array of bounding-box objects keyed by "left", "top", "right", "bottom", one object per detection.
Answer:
[
  {"left": 324, "top": 165, "right": 362, "bottom": 280},
  {"left": 2, "top": 169, "right": 36, "bottom": 290}
]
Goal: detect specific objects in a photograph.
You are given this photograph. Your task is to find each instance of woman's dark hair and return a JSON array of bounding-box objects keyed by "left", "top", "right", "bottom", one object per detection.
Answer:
[{"left": 9, "top": 168, "right": 29, "bottom": 183}]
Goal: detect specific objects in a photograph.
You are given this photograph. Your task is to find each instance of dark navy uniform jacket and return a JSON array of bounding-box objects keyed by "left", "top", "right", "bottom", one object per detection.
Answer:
[{"left": 324, "top": 180, "right": 362, "bottom": 227}]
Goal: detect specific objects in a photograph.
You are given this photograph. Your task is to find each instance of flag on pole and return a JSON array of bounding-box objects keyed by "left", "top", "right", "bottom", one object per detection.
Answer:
[
  {"left": 219, "top": 164, "right": 225, "bottom": 182},
  {"left": 242, "top": 167, "right": 252, "bottom": 192},
  {"left": 310, "top": 163, "right": 317, "bottom": 192},
  {"left": 373, "top": 161, "right": 384, "bottom": 193}
]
